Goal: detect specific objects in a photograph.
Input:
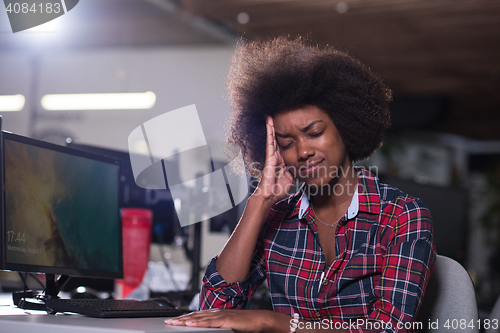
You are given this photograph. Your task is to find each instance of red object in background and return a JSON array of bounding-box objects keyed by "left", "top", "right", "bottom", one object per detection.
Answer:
[{"left": 115, "top": 208, "right": 152, "bottom": 299}]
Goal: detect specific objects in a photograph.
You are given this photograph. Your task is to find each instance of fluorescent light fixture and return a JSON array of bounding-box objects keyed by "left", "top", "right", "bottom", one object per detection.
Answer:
[
  {"left": 41, "top": 91, "right": 156, "bottom": 111},
  {"left": 0, "top": 94, "right": 26, "bottom": 112}
]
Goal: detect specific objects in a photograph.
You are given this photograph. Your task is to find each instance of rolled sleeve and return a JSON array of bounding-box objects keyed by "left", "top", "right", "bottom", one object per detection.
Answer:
[{"left": 200, "top": 251, "right": 267, "bottom": 310}]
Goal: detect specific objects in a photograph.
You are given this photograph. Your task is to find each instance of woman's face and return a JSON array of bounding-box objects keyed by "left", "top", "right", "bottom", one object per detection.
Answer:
[{"left": 273, "top": 105, "right": 351, "bottom": 188}]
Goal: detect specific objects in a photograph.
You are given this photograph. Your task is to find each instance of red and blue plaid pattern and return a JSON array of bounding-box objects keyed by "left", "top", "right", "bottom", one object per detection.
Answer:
[{"left": 201, "top": 167, "right": 436, "bottom": 332}]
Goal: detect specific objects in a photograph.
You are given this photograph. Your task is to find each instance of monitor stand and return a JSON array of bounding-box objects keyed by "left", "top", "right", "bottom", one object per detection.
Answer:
[
  {"left": 191, "top": 222, "right": 202, "bottom": 293},
  {"left": 12, "top": 274, "right": 70, "bottom": 312}
]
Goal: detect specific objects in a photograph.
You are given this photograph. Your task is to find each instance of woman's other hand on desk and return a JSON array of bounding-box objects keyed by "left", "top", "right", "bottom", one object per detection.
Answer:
[{"left": 165, "top": 309, "right": 291, "bottom": 333}]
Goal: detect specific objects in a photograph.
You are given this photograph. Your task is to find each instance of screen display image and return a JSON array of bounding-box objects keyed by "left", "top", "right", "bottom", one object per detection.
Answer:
[{"left": 3, "top": 137, "right": 121, "bottom": 276}]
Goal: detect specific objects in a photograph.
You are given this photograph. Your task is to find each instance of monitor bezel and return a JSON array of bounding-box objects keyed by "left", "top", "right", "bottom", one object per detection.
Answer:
[{"left": 0, "top": 130, "right": 123, "bottom": 279}]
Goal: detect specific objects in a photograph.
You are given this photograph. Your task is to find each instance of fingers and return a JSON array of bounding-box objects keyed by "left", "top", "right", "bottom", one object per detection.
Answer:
[
  {"left": 266, "top": 116, "right": 276, "bottom": 159},
  {"left": 266, "top": 115, "right": 285, "bottom": 166},
  {"left": 165, "top": 310, "right": 229, "bottom": 328},
  {"left": 165, "top": 311, "right": 199, "bottom": 323},
  {"left": 263, "top": 116, "right": 278, "bottom": 182},
  {"left": 267, "top": 116, "right": 288, "bottom": 167},
  {"left": 165, "top": 309, "right": 219, "bottom": 321},
  {"left": 165, "top": 311, "right": 208, "bottom": 326},
  {"left": 271, "top": 118, "right": 277, "bottom": 152},
  {"left": 257, "top": 115, "right": 294, "bottom": 200}
]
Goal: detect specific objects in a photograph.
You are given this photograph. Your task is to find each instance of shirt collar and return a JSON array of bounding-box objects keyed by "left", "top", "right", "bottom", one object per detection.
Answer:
[
  {"left": 298, "top": 185, "right": 359, "bottom": 220},
  {"left": 293, "top": 166, "right": 381, "bottom": 219},
  {"left": 357, "top": 166, "right": 381, "bottom": 215}
]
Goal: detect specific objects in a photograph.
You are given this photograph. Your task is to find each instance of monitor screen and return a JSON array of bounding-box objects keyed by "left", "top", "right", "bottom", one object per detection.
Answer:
[
  {"left": 0, "top": 131, "right": 122, "bottom": 279},
  {"left": 66, "top": 141, "right": 181, "bottom": 245}
]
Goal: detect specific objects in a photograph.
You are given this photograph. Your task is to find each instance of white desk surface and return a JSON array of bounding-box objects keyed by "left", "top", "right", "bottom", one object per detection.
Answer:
[
  {"left": 0, "top": 314, "right": 234, "bottom": 333},
  {"left": 0, "top": 294, "right": 233, "bottom": 333}
]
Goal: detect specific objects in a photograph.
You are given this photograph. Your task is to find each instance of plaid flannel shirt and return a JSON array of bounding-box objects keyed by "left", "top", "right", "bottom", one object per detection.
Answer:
[{"left": 201, "top": 167, "right": 436, "bottom": 333}]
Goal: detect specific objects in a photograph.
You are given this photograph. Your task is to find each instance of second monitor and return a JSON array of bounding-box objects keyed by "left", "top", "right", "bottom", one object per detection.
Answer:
[{"left": 66, "top": 140, "right": 182, "bottom": 246}]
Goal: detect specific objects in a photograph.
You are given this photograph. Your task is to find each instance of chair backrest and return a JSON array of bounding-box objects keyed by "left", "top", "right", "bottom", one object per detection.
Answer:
[
  {"left": 416, "top": 255, "right": 478, "bottom": 333},
  {"left": 486, "top": 295, "right": 500, "bottom": 333}
]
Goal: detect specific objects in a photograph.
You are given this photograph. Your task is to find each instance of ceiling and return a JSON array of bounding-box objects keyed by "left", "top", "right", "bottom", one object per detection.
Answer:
[
  {"left": 1, "top": 0, "right": 499, "bottom": 140},
  {"left": 180, "top": 0, "right": 500, "bottom": 140}
]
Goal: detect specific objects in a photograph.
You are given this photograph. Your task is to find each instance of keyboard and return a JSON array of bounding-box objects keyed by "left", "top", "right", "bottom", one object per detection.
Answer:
[{"left": 45, "top": 298, "right": 187, "bottom": 318}]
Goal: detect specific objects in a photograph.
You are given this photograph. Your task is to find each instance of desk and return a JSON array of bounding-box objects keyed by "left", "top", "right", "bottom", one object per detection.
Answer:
[
  {"left": 0, "top": 314, "right": 233, "bottom": 333},
  {"left": 0, "top": 294, "right": 233, "bottom": 333}
]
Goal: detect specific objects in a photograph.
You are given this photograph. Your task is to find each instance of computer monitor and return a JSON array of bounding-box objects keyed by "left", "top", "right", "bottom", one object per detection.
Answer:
[
  {"left": 0, "top": 131, "right": 122, "bottom": 302},
  {"left": 65, "top": 141, "right": 181, "bottom": 245},
  {"left": 380, "top": 174, "right": 469, "bottom": 264}
]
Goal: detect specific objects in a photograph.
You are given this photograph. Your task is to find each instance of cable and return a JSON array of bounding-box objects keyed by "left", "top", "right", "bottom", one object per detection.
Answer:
[
  {"left": 159, "top": 245, "right": 182, "bottom": 291},
  {"left": 18, "top": 272, "right": 27, "bottom": 289},
  {"left": 17, "top": 273, "right": 29, "bottom": 309}
]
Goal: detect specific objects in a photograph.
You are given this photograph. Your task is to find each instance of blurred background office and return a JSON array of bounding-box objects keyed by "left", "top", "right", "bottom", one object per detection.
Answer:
[{"left": 1, "top": 0, "right": 499, "bottom": 318}]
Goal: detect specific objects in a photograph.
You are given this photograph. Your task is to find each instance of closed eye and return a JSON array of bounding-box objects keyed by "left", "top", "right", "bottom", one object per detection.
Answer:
[
  {"left": 309, "top": 129, "right": 325, "bottom": 138},
  {"left": 278, "top": 141, "right": 293, "bottom": 149}
]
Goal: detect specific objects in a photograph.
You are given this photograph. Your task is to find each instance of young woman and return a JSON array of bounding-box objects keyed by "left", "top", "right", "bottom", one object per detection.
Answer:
[{"left": 166, "top": 37, "right": 436, "bottom": 333}]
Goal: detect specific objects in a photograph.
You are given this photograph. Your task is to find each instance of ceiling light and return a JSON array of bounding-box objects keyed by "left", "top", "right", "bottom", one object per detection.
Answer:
[
  {"left": 237, "top": 12, "right": 250, "bottom": 25},
  {"left": 0, "top": 94, "right": 26, "bottom": 112},
  {"left": 41, "top": 92, "right": 156, "bottom": 111},
  {"left": 335, "top": 2, "right": 348, "bottom": 14}
]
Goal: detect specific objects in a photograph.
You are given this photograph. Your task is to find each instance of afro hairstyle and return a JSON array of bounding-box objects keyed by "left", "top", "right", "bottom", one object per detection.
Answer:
[{"left": 225, "top": 36, "right": 392, "bottom": 178}]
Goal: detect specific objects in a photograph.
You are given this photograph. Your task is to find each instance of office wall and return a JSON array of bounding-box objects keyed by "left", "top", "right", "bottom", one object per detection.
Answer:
[
  {"left": 0, "top": 53, "right": 32, "bottom": 135},
  {"left": 0, "top": 46, "right": 238, "bottom": 283},
  {"left": 1, "top": 46, "right": 234, "bottom": 150}
]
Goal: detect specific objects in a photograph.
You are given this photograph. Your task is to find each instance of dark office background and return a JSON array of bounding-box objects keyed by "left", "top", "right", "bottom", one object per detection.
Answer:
[{"left": 1, "top": 0, "right": 500, "bottom": 317}]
